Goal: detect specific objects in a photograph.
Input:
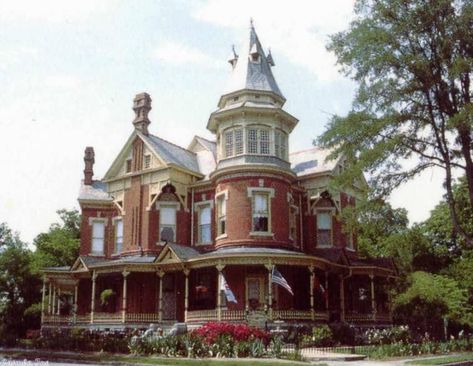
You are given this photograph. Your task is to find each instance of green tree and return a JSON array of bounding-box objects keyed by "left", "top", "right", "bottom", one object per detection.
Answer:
[
  {"left": 320, "top": 0, "right": 473, "bottom": 245},
  {"left": 31, "top": 209, "right": 80, "bottom": 273},
  {"left": 0, "top": 223, "right": 40, "bottom": 345},
  {"left": 394, "top": 271, "right": 472, "bottom": 336}
]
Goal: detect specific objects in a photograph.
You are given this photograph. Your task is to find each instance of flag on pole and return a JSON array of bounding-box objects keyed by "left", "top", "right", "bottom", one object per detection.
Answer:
[
  {"left": 271, "top": 266, "right": 294, "bottom": 295},
  {"left": 220, "top": 275, "right": 237, "bottom": 303}
]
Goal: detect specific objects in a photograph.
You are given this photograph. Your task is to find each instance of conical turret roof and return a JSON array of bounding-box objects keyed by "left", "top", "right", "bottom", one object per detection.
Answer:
[{"left": 222, "top": 23, "right": 284, "bottom": 99}]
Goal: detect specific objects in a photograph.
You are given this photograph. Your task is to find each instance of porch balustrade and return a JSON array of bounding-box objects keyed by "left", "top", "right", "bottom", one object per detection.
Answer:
[
  {"left": 186, "top": 309, "right": 246, "bottom": 322},
  {"left": 345, "top": 312, "right": 392, "bottom": 323},
  {"left": 273, "top": 310, "right": 329, "bottom": 321}
]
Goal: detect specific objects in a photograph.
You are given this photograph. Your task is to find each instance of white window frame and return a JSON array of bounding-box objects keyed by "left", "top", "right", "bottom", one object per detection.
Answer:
[
  {"left": 144, "top": 154, "right": 151, "bottom": 169},
  {"left": 88, "top": 217, "right": 107, "bottom": 255},
  {"left": 247, "top": 187, "right": 274, "bottom": 237},
  {"left": 215, "top": 191, "right": 228, "bottom": 239},
  {"left": 112, "top": 217, "right": 123, "bottom": 254},
  {"left": 156, "top": 201, "right": 179, "bottom": 244},
  {"left": 289, "top": 204, "right": 299, "bottom": 243},
  {"left": 314, "top": 208, "right": 336, "bottom": 248},
  {"left": 194, "top": 200, "right": 214, "bottom": 245}
]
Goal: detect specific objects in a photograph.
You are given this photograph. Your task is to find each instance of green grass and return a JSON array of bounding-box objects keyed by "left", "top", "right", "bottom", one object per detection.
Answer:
[
  {"left": 0, "top": 349, "right": 316, "bottom": 366},
  {"left": 406, "top": 353, "right": 473, "bottom": 365}
]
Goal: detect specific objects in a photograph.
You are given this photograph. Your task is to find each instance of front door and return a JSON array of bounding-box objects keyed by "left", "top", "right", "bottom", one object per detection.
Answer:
[
  {"left": 162, "top": 273, "right": 176, "bottom": 320},
  {"left": 246, "top": 275, "right": 266, "bottom": 310}
]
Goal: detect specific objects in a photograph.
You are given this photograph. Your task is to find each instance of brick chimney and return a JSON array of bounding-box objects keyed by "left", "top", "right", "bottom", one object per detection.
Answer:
[
  {"left": 132, "top": 92, "right": 152, "bottom": 135},
  {"left": 83, "top": 146, "right": 95, "bottom": 185}
]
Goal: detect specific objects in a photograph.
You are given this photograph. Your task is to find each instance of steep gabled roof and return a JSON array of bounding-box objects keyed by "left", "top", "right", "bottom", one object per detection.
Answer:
[
  {"left": 103, "top": 131, "right": 201, "bottom": 181},
  {"left": 290, "top": 146, "right": 341, "bottom": 177},
  {"left": 143, "top": 133, "right": 200, "bottom": 173},
  {"left": 222, "top": 24, "right": 284, "bottom": 99}
]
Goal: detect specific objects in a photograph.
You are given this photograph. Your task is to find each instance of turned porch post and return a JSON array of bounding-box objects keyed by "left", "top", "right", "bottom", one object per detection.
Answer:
[
  {"left": 339, "top": 275, "right": 345, "bottom": 322},
  {"left": 216, "top": 264, "right": 225, "bottom": 321},
  {"left": 122, "top": 270, "right": 130, "bottom": 323},
  {"left": 90, "top": 271, "right": 97, "bottom": 324},
  {"left": 73, "top": 282, "right": 78, "bottom": 324},
  {"left": 370, "top": 274, "right": 377, "bottom": 320},
  {"left": 57, "top": 288, "right": 61, "bottom": 315},
  {"left": 52, "top": 286, "right": 56, "bottom": 315},
  {"left": 157, "top": 270, "right": 164, "bottom": 322},
  {"left": 41, "top": 276, "right": 47, "bottom": 324},
  {"left": 309, "top": 266, "right": 315, "bottom": 321},
  {"left": 265, "top": 264, "right": 273, "bottom": 321},
  {"left": 183, "top": 268, "right": 190, "bottom": 322},
  {"left": 48, "top": 282, "right": 52, "bottom": 314}
]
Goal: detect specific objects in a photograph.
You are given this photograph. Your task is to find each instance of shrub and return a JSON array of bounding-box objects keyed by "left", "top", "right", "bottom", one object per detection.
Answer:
[
  {"left": 302, "top": 325, "right": 333, "bottom": 347},
  {"left": 191, "top": 322, "right": 270, "bottom": 345}
]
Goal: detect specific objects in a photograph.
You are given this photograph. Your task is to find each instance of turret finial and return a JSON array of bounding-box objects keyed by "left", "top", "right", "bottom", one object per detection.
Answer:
[{"left": 228, "top": 44, "right": 239, "bottom": 69}]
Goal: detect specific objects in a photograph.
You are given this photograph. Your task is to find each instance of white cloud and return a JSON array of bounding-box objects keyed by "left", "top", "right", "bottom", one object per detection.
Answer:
[
  {"left": 192, "top": 0, "right": 355, "bottom": 82},
  {"left": 0, "top": 0, "right": 115, "bottom": 23},
  {"left": 153, "top": 41, "right": 223, "bottom": 69},
  {"left": 44, "top": 75, "right": 82, "bottom": 89}
]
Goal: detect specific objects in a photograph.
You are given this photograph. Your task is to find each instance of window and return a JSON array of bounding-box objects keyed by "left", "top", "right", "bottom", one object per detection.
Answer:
[
  {"left": 235, "top": 129, "right": 243, "bottom": 155},
  {"left": 114, "top": 219, "right": 123, "bottom": 253},
  {"left": 252, "top": 193, "right": 269, "bottom": 232},
  {"left": 91, "top": 221, "right": 105, "bottom": 254},
  {"left": 126, "top": 159, "right": 132, "bottom": 173},
  {"left": 274, "top": 130, "right": 287, "bottom": 159},
  {"left": 247, "top": 128, "right": 258, "bottom": 154},
  {"left": 144, "top": 155, "right": 151, "bottom": 169},
  {"left": 224, "top": 130, "right": 233, "bottom": 158},
  {"left": 198, "top": 205, "right": 211, "bottom": 244},
  {"left": 159, "top": 205, "right": 176, "bottom": 242},
  {"left": 223, "top": 128, "right": 244, "bottom": 158},
  {"left": 260, "top": 129, "right": 270, "bottom": 155},
  {"left": 216, "top": 195, "right": 226, "bottom": 236},
  {"left": 289, "top": 206, "right": 297, "bottom": 242},
  {"left": 246, "top": 128, "right": 270, "bottom": 155},
  {"left": 317, "top": 211, "right": 332, "bottom": 247}
]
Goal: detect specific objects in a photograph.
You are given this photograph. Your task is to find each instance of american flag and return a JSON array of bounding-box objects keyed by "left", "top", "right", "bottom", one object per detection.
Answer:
[
  {"left": 271, "top": 267, "right": 294, "bottom": 295},
  {"left": 220, "top": 275, "right": 237, "bottom": 303}
]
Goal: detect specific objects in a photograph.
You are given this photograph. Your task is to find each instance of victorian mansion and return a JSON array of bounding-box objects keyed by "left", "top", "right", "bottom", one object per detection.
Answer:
[{"left": 42, "top": 25, "right": 396, "bottom": 330}]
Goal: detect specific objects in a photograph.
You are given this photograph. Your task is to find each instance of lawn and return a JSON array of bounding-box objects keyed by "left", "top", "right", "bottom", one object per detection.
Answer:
[
  {"left": 406, "top": 353, "right": 473, "bottom": 365},
  {"left": 0, "top": 349, "right": 330, "bottom": 366}
]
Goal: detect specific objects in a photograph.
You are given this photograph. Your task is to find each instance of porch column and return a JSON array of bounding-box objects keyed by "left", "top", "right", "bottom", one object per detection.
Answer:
[
  {"left": 73, "top": 282, "right": 78, "bottom": 324},
  {"left": 57, "top": 288, "right": 61, "bottom": 315},
  {"left": 324, "top": 272, "right": 329, "bottom": 310},
  {"left": 309, "top": 266, "right": 315, "bottom": 321},
  {"left": 216, "top": 264, "right": 225, "bottom": 321},
  {"left": 339, "top": 275, "right": 345, "bottom": 322},
  {"left": 157, "top": 270, "right": 164, "bottom": 322},
  {"left": 41, "top": 276, "right": 47, "bottom": 324},
  {"left": 388, "top": 278, "right": 393, "bottom": 321},
  {"left": 48, "top": 282, "right": 52, "bottom": 314},
  {"left": 183, "top": 268, "right": 190, "bottom": 322},
  {"left": 52, "top": 287, "right": 56, "bottom": 315},
  {"left": 122, "top": 270, "right": 130, "bottom": 323},
  {"left": 370, "top": 274, "right": 377, "bottom": 320},
  {"left": 90, "top": 271, "right": 97, "bottom": 324},
  {"left": 265, "top": 264, "right": 273, "bottom": 321}
]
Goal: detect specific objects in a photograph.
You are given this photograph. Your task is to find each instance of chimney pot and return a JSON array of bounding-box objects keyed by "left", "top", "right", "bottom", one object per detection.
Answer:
[{"left": 83, "top": 146, "right": 95, "bottom": 185}]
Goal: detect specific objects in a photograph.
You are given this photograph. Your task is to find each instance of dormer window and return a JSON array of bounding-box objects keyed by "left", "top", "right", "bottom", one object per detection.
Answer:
[
  {"left": 316, "top": 210, "right": 333, "bottom": 247},
  {"left": 249, "top": 44, "right": 260, "bottom": 63}
]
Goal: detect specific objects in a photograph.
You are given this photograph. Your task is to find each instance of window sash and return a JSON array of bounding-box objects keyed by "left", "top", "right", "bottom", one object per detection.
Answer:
[
  {"left": 115, "top": 219, "right": 123, "bottom": 253},
  {"left": 247, "top": 128, "right": 258, "bottom": 154},
  {"left": 252, "top": 193, "right": 269, "bottom": 232},
  {"left": 160, "top": 206, "right": 177, "bottom": 242},
  {"left": 235, "top": 128, "right": 243, "bottom": 155},
  {"left": 224, "top": 130, "right": 234, "bottom": 158},
  {"left": 217, "top": 197, "right": 226, "bottom": 235},
  {"left": 199, "top": 206, "right": 211, "bottom": 243},
  {"left": 260, "top": 130, "right": 270, "bottom": 155},
  {"left": 317, "top": 212, "right": 332, "bottom": 229},
  {"left": 92, "top": 222, "right": 104, "bottom": 253}
]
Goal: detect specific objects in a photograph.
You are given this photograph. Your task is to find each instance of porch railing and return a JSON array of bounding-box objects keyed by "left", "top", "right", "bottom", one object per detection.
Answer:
[
  {"left": 273, "top": 310, "right": 329, "bottom": 321},
  {"left": 125, "top": 313, "right": 161, "bottom": 323},
  {"left": 345, "top": 312, "right": 392, "bottom": 323}
]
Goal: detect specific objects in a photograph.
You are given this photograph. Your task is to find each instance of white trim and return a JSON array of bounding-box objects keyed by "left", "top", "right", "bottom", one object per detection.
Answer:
[
  {"left": 195, "top": 201, "right": 213, "bottom": 245},
  {"left": 194, "top": 199, "right": 214, "bottom": 210},
  {"left": 247, "top": 187, "right": 275, "bottom": 198},
  {"left": 88, "top": 217, "right": 108, "bottom": 226},
  {"left": 156, "top": 201, "right": 180, "bottom": 210},
  {"left": 215, "top": 190, "right": 229, "bottom": 201}
]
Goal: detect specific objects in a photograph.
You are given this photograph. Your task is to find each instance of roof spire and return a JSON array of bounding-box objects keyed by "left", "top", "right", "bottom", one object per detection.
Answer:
[
  {"left": 220, "top": 21, "right": 284, "bottom": 99},
  {"left": 228, "top": 44, "right": 238, "bottom": 69}
]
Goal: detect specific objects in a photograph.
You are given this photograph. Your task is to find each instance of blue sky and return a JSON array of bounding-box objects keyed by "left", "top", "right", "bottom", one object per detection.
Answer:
[{"left": 0, "top": 0, "right": 445, "bottom": 244}]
